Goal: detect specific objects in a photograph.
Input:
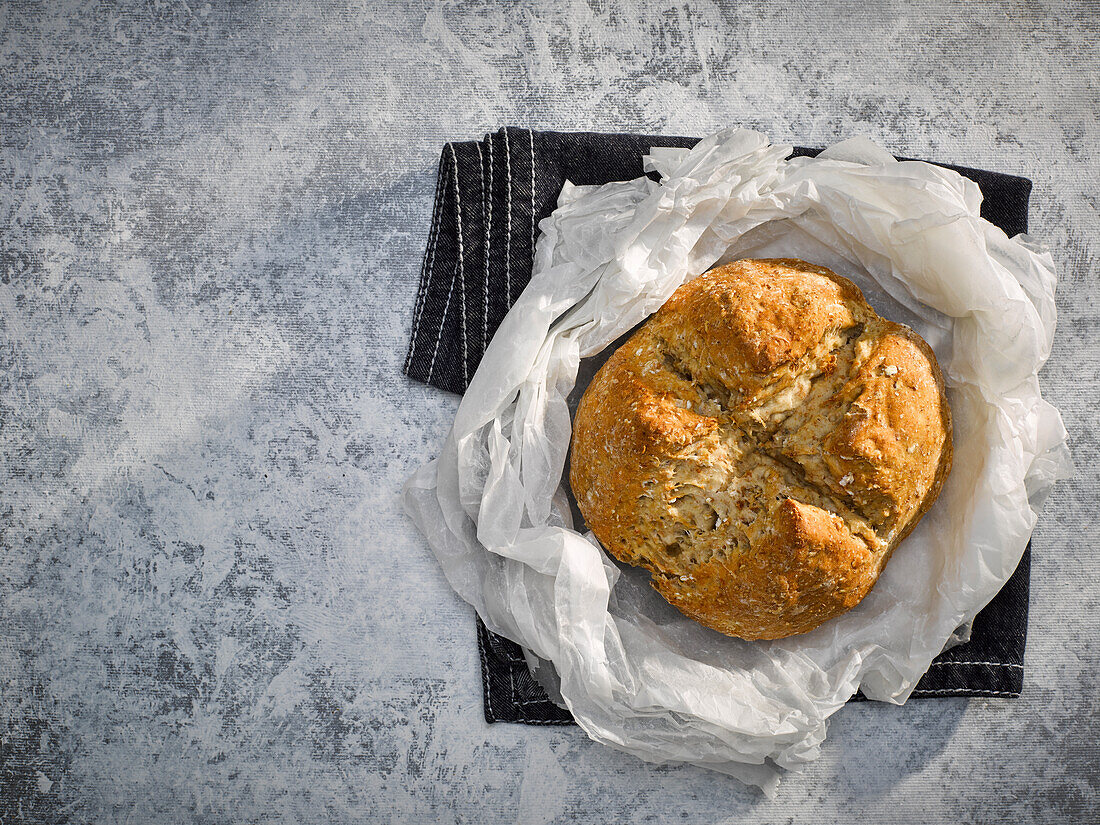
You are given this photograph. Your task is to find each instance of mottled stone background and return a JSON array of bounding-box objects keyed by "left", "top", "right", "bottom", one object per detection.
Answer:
[{"left": 1, "top": 1, "right": 1097, "bottom": 822}]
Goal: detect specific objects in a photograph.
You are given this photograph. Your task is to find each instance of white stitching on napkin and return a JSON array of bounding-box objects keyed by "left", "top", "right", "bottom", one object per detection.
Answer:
[
  {"left": 929, "top": 661, "right": 1023, "bottom": 669},
  {"left": 405, "top": 147, "right": 449, "bottom": 373},
  {"left": 478, "top": 622, "right": 494, "bottom": 720},
  {"left": 503, "top": 129, "right": 513, "bottom": 305},
  {"left": 483, "top": 137, "right": 493, "bottom": 352},
  {"left": 426, "top": 260, "right": 457, "bottom": 384},
  {"left": 911, "top": 688, "right": 1021, "bottom": 697},
  {"left": 448, "top": 142, "right": 469, "bottom": 386},
  {"left": 528, "top": 127, "right": 536, "bottom": 270}
]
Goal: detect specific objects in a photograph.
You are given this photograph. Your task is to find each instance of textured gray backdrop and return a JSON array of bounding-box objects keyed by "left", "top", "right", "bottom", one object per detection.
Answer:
[{"left": 1, "top": 1, "right": 1097, "bottom": 823}]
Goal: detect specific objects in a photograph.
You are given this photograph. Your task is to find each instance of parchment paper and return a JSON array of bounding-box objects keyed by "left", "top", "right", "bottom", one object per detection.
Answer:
[{"left": 403, "top": 129, "right": 1070, "bottom": 794}]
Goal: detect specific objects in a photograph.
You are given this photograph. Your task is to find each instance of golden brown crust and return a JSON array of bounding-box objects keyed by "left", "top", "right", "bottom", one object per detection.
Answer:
[{"left": 569, "top": 258, "right": 953, "bottom": 640}]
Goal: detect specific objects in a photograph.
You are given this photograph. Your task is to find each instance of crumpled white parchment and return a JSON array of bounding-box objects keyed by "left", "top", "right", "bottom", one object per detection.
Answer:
[{"left": 403, "top": 129, "right": 1071, "bottom": 794}]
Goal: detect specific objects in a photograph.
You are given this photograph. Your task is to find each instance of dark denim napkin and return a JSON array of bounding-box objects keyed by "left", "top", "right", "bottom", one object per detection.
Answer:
[{"left": 404, "top": 127, "right": 1033, "bottom": 723}]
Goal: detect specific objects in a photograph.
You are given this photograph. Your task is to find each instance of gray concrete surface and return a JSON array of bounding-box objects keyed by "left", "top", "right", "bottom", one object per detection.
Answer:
[{"left": 2, "top": 1, "right": 1097, "bottom": 822}]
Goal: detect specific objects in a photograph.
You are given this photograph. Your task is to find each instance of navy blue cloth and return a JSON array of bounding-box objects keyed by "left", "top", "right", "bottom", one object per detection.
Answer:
[{"left": 404, "top": 128, "right": 1034, "bottom": 723}]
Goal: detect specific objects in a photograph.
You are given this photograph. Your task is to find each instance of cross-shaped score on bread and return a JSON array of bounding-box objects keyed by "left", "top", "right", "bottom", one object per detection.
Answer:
[{"left": 569, "top": 258, "right": 953, "bottom": 641}]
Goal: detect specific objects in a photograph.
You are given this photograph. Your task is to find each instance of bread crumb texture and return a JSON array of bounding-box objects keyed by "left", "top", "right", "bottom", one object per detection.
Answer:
[{"left": 569, "top": 259, "right": 953, "bottom": 640}]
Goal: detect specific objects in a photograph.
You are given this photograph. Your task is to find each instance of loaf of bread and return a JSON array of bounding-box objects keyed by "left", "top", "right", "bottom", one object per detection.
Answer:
[{"left": 569, "top": 259, "right": 953, "bottom": 640}]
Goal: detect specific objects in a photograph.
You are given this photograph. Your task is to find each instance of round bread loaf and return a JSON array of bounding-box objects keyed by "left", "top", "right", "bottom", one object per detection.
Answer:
[{"left": 569, "top": 258, "right": 953, "bottom": 640}]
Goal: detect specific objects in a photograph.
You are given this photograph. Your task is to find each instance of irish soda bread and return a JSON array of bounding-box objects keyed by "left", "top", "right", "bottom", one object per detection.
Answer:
[{"left": 569, "top": 258, "right": 953, "bottom": 640}]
